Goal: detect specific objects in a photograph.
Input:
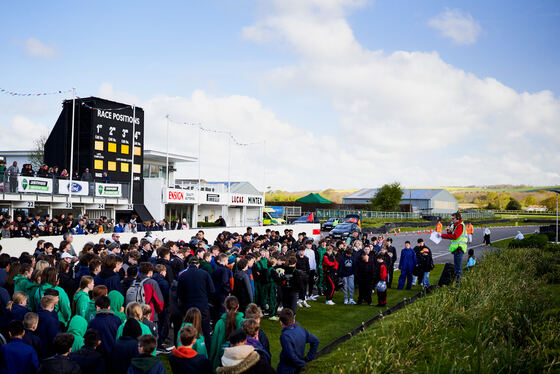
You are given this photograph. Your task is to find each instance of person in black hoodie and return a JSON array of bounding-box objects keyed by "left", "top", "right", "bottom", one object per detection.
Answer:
[
  {"left": 38, "top": 333, "right": 81, "bottom": 374},
  {"left": 385, "top": 238, "right": 397, "bottom": 288},
  {"left": 69, "top": 328, "right": 106, "bottom": 374},
  {"left": 356, "top": 252, "right": 374, "bottom": 305},
  {"left": 281, "top": 256, "right": 304, "bottom": 314},
  {"left": 94, "top": 255, "right": 124, "bottom": 294},
  {"left": 233, "top": 258, "right": 253, "bottom": 315},
  {"left": 211, "top": 253, "right": 234, "bottom": 324},
  {"left": 295, "top": 248, "right": 310, "bottom": 308},
  {"left": 111, "top": 319, "right": 141, "bottom": 374}
]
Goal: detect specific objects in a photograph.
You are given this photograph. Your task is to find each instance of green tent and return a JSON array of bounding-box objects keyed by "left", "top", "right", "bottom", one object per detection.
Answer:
[{"left": 296, "top": 193, "right": 332, "bottom": 204}]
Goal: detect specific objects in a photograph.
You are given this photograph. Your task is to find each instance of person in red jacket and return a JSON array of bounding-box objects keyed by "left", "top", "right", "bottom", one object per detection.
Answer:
[
  {"left": 322, "top": 246, "right": 338, "bottom": 305},
  {"left": 374, "top": 254, "right": 388, "bottom": 306}
]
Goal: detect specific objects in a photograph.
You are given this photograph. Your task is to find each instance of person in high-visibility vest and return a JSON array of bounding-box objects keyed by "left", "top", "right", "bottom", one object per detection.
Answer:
[
  {"left": 437, "top": 212, "right": 467, "bottom": 285},
  {"left": 435, "top": 221, "right": 443, "bottom": 234},
  {"left": 466, "top": 222, "right": 474, "bottom": 244}
]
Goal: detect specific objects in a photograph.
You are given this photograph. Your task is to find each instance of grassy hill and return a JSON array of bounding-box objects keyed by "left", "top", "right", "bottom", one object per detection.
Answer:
[{"left": 265, "top": 185, "right": 559, "bottom": 208}]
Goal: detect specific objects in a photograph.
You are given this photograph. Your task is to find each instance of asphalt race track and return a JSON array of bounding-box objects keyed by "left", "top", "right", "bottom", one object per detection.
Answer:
[{"left": 380, "top": 225, "right": 539, "bottom": 265}]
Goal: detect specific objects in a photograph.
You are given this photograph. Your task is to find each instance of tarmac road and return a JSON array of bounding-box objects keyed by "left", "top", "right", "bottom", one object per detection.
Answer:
[{"left": 378, "top": 225, "right": 539, "bottom": 265}]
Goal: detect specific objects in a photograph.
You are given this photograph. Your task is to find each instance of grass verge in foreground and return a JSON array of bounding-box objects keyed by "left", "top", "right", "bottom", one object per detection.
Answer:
[{"left": 304, "top": 247, "right": 560, "bottom": 373}]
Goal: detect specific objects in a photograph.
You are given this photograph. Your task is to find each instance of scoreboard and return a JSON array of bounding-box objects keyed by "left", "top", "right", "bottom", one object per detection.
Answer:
[
  {"left": 44, "top": 97, "right": 146, "bottom": 204},
  {"left": 90, "top": 107, "right": 144, "bottom": 182}
]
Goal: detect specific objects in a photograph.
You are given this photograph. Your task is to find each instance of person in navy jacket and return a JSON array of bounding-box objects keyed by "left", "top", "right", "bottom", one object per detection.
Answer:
[
  {"left": 397, "top": 241, "right": 417, "bottom": 290},
  {"left": 94, "top": 255, "right": 124, "bottom": 294},
  {"left": 277, "top": 308, "right": 319, "bottom": 374},
  {"left": 88, "top": 295, "right": 122, "bottom": 357},
  {"left": 36, "top": 295, "right": 60, "bottom": 359},
  {"left": 177, "top": 257, "right": 215, "bottom": 354},
  {"left": 0, "top": 320, "right": 39, "bottom": 374}
]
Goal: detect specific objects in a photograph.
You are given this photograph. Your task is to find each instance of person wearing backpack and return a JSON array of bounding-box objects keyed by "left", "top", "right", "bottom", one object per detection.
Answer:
[{"left": 126, "top": 263, "right": 164, "bottom": 324}]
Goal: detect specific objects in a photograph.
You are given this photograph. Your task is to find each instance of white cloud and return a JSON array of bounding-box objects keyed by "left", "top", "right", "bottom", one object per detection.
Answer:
[
  {"left": 238, "top": 0, "right": 560, "bottom": 188},
  {"left": 0, "top": 116, "right": 49, "bottom": 150},
  {"left": 23, "top": 38, "right": 57, "bottom": 59},
  {"left": 428, "top": 8, "right": 482, "bottom": 45}
]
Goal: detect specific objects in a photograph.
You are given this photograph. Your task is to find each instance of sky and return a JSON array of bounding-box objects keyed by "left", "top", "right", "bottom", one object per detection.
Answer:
[{"left": 1, "top": 0, "right": 559, "bottom": 191}]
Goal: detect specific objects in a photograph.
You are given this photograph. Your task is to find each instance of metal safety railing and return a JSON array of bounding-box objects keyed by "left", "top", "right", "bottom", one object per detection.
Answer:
[{"left": 0, "top": 171, "right": 129, "bottom": 199}]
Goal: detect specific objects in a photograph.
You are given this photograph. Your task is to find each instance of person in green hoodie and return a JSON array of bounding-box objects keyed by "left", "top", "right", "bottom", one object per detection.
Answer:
[
  {"left": 210, "top": 296, "right": 244, "bottom": 370},
  {"left": 13, "top": 264, "right": 38, "bottom": 309},
  {"left": 108, "top": 290, "right": 126, "bottom": 323},
  {"left": 316, "top": 239, "right": 327, "bottom": 296},
  {"left": 176, "top": 307, "right": 207, "bottom": 357},
  {"left": 127, "top": 335, "right": 166, "bottom": 374},
  {"left": 67, "top": 315, "right": 88, "bottom": 352},
  {"left": 253, "top": 250, "right": 269, "bottom": 309},
  {"left": 116, "top": 302, "right": 153, "bottom": 339},
  {"left": 73, "top": 276, "right": 94, "bottom": 319},
  {"left": 32, "top": 267, "right": 71, "bottom": 326}
]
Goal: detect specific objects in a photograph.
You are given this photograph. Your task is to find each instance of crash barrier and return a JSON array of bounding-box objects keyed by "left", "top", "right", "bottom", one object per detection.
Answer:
[
  {"left": 316, "top": 210, "right": 421, "bottom": 219},
  {"left": 316, "top": 209, "right": 495, "bottom": 220},
  {"left": 364, "top": 225, "right": 539, "bottom": 238},
  {"left": 307, "top": 286, "right": 437, "bottom": 363},
  {"left": 0, "top": 223, "right": 321, "bottom": 257}
]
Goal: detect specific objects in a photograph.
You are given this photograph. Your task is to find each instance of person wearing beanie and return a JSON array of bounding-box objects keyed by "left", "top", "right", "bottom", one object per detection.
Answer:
[
  {"left": 111, "top": 318, "right": 142, "bottom": 374},
  {"left": 217, "top": 329, "right": 275, "bottom": 374}
]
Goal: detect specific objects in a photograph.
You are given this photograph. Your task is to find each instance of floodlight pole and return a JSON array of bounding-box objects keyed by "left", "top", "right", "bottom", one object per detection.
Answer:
[
  {"left": 129, "top": 105, "right": 136, "bottom": 205},
  {"left": 68, "top": 88, "right": 76, "bottom": 203},
  {"left": 166, "top": 115, "right": 170, "bottom": 188},
  {"left": 198, "top": 124, "right": 201, "bottom": 192},
  {"left": 227, "top": 132, "right": 231, "bottom": 194}
]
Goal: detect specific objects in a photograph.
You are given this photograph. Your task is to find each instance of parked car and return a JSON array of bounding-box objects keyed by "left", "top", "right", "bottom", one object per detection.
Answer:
[
  {"left": 321, "top": 217, "right": 340, "bottom": 231},
  {"left": 329, "top": 222, "right": 361, "bottom": 240}
]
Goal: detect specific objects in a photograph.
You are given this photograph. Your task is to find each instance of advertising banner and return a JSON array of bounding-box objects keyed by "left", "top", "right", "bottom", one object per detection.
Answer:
[
  {"left": 96, "top": 183, "right": 122, "bottom": 197},
  {"left": 230, "top": 194, "right": 264, "bottom": 206},
  {"left": 167, "top": 188, "right": 198, "bottom": 204},
  {"left": 17, "top": 176, "right": 53, "bottom": 194},
  {"left": 58, "top": 180, "right": 89, "bottom": 196}
]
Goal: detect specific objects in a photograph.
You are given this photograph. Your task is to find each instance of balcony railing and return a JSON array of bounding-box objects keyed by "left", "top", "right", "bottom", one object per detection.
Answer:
[{"left": 0, "top": 172, "right": 129, "bottom": 199}]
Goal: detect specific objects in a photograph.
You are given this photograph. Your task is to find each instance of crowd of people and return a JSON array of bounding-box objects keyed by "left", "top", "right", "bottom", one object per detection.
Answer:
[
  {"left": 0, "top": 214, "right": 474, "bottom": 374},
  {"left": 0, "top": 212, "right": 192, "bottom": 239},
  {"left": 1, "top": 160, "right": 115, "bottom": 194}
]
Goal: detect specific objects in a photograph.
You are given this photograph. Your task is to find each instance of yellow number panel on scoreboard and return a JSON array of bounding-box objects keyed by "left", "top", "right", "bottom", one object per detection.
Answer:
[
  {"left": 94, "top": 141, "right": 104, "bottom": 151},
  {"left": 121, "top": 144, "right": 129, "bottom": 155},
  {"left": 120, "top": 162, "right": 129, "bottom": 173},
  {"left": 134, "top": 146, "right": 142, "bottom": 156},
  {"left": 94, "top": 159, "right": 103, "bottom": 170},
  {"left": 108, "top": 142, "right": 117, "bottom": 153},
  {"left": 108, "top": 161, "right": 117, "bottom": 171}
]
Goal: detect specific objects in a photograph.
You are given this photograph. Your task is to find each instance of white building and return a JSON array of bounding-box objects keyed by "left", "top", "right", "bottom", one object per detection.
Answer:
[
  {"left": 143, "top": 150, "right": 264, "bottom": 227},
  {"left": 0, "top": 148, "right": 264, "bottom": 228}
]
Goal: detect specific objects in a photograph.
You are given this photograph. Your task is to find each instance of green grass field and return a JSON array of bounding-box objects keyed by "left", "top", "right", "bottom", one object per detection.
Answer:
[
  {"left": 304, "top": 247, "right": 560, "bottom": 373},
  {"left": 260, "top": 265, "right": 445, "bottom": 369}
]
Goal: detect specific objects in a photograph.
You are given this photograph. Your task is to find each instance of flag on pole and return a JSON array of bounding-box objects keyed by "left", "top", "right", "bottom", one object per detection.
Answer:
[{"left": 307, "top": 212, "right": 314, "bottom": 222}]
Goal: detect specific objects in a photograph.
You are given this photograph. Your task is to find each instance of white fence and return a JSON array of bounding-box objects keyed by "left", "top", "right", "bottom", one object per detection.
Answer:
[{"left": 0, "top": 223, "right": 321, "bottom": 257}]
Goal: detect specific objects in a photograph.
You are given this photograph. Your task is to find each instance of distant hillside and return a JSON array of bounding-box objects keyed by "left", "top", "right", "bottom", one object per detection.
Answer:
[
  {"left": 265, "top": 189, "right": 358, "bottom": 204},
  {"left": 265, "top": 185, "right": 559, "bottom": 208}
]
